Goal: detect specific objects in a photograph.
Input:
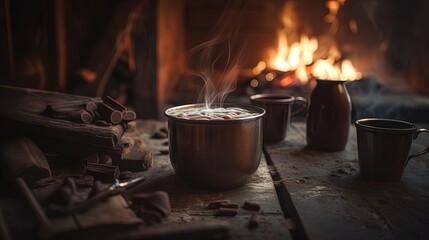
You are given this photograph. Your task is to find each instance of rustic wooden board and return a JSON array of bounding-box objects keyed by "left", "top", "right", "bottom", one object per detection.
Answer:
[
  {"left": 125, "top": 120, "right": 292, "bottom": 240},
  {"left": 266, "top": 122, "right": 429, "bottom": 240}
]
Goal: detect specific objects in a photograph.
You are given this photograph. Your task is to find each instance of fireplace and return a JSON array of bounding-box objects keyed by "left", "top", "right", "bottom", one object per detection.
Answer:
[{"left": 1, "top": 0, "right": 429, "bottom": 122}]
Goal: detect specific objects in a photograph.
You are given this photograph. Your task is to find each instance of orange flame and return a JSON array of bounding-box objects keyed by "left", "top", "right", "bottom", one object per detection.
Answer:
[{"left": 256, "top": 0, "right": 362, "bottom": 86}]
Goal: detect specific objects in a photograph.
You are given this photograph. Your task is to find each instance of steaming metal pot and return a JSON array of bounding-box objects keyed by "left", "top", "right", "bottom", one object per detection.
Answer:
[{"left": 165, "top": 103, "right": 265, "bottom": 190}]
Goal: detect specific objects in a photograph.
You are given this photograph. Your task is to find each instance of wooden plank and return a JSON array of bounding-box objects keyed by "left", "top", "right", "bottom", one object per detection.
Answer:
[
  {"left": 126, "top": 120, "right": 292, "bottom": 239},
  {"left": 266, "top": 122, "right": 429, "bottom": 240}
]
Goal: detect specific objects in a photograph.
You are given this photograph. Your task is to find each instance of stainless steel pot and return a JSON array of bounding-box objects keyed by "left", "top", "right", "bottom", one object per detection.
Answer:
[{"left": 165, "top": 103, "right": 265, "bottom": 190}]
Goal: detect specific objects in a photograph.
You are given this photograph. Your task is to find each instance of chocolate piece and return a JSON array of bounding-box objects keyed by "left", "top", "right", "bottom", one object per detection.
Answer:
[
  {"left": 159, "top": 127, "right": 168, "bottom": 134},
  {"left": 206, "top": 200, "right": 230, "bottom": 209},
  {"left": 158, "top": 149, "right": 169, "bottom": 155},
  {"left": 132, "top": 191, "right": 171, "bottom": 217},
  {"left": 242, "top": 201, "right": 261, "bottom": 211},
  {"left": 151, "top": 131, "right": 168, "bottom": 139},
  {"left": 47, "top": 178, "right": 86, "bottom": 209},
  {"left": 219, "top": 203, "right": 239, "bottom": 209},
  {"left": 123, "top": 110, "right": 137, "bottom": 122},
  {"left": 89, "top": 180, "right": 107, "bottom": 198},
  {"left": 44, "top": 99, "right": 102, "bottom": 119},
  {"left": 74, "top": 175, "right": 95, "bottom": 187},
  {"left": 86, "top": 163, "right": 120, "bottom": 182},
  {"left": 97, "top": 103, "right": 123, "bottom": 124},
  {"left": 85, "top": 101, "right": 98, "bottom": 112},
  {"left": 119, "top": 171, "right": 133, "bottom": 180},
  {"left": 102, "top": 95, "right": 126, "bottom": 111},
  {"left": 83, "top": 153, "right": 99, "bottom": 164},
  {"left": 0, "top": 137, "right": 51, "bottom": 186},
  {"left": 216, "top": 207, "right": 238, "bottom": 217},
  {"left": 98, "top": 154, "right": 113, "bottom": 165},
  {"left": 102, "top": 95, "right": 136, "bottom": 122},
  {"left": 137, "top": 209, "right": 163, "bottom": 225},
  {"left": 65, "top": 109, "right": 93, "bottom": 124},
  {"left": 248, "top": 213, "right": 260, "bottom": 229}
]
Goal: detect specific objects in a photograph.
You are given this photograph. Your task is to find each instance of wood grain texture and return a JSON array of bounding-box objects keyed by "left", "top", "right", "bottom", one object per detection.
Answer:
[
  {"left": 124, "top": 120, "right": 292, "bottom": 240},
  {"left": 266, "top": 122, "right": 429, "bottom": 240},
  {"left": 0, "top": 85, "right": 124, "bottom": 149}
]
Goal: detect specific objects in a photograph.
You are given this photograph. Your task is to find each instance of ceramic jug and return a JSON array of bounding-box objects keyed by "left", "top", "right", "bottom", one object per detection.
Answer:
[{"left": 306, "top": 79, "right": 351, "bottom": 151}]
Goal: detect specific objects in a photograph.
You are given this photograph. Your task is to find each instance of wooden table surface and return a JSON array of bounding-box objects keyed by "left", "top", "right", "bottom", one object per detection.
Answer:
[
  {"left": 265, "top": 122, "right": 429, "bottom": 240},
  {"left": 130, "top": 120, "right": 429, "bottom": 239},
  {"left": 131, "top": 120, "right": 292, "bottom": 240},
  {"left": 2, "top": 120, "right": 428, "bottom": 239}
]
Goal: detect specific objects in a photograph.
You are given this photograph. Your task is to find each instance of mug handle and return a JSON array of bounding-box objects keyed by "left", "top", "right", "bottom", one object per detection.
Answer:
[
  {"left": 408, "top": 128, "right": 429, "bottom": 161},
  {"left": 291, "top": 97, "right": 308, "bottom": 116}
]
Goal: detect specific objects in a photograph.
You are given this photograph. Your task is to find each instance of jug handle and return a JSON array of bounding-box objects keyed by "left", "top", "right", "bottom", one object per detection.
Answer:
[
  {"left": 408, "top": 128, "right": 429, "bottom": 161},
  {"left": 291, "top": 97, "right": 308, "bottom": 116}
]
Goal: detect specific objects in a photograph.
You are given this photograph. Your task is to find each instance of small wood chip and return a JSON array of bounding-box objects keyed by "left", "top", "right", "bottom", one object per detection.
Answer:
[
  {"left": 248, "top": 213, "right": 260, "bottom": 229},
  {"left": 216, "top": 207, "right": 238, "bottom": 217},
  {"left": 206, "top": 200, "right": 230, "bottom": 209},
  {"left": 242, "top": 201, "right": 260, "bottom": 211}
]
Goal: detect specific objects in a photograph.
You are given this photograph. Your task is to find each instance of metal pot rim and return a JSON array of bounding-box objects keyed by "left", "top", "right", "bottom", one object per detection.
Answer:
[
  {"left": 250, "top": 94, "right": 295, "bottom": 104},
  {"left": 164, "top": 103, "right": 265, "bottom": 124}
]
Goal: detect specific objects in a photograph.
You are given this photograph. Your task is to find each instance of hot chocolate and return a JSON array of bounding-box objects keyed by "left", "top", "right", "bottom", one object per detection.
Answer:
[{"left": 166, "top": 107, "right": 259, "bottom": 120}]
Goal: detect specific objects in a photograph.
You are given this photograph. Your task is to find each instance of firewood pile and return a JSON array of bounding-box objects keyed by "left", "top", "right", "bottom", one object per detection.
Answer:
[{"left": 0, "top": 85, "right": 152, "bottom": 187}]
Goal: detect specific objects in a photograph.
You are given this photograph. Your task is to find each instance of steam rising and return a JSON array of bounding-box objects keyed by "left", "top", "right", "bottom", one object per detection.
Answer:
[{"left": 185, "top": 1, "right": 247, "bottom": 109}]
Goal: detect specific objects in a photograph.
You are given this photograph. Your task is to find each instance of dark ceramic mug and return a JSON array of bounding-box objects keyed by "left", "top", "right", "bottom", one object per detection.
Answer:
[
  {"left": 355, "top": 118, "right": 429, "bottom": 181},
  {"left": 250, "top": 94, "right": 307, "bottom": 143}
]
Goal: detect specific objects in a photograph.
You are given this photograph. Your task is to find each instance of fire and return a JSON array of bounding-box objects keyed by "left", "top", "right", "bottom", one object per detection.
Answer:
[
  {"left": 255, "top": 0, "right": 362, "bottom": 87},
  {"left": 268, "top": 34, "right": 361, "bottom": 86}
]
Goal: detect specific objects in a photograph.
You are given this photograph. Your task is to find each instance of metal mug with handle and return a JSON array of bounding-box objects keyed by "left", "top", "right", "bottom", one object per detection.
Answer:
[
  {"left": 355, "top": 118, "right": 429, "bottom": 181},
  {"left": 250, "top": 94, "right": 307, "bottom": 143}
]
